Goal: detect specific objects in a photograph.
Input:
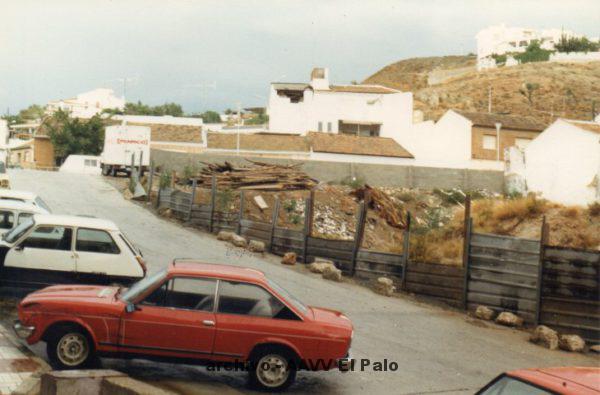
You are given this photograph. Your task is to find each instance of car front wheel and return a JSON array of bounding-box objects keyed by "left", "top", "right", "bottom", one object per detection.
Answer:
[
  {"left": 47, "top": 328, "right": 96, "bottom": 370},
  {"left": 248, "top": 348, "right": 297, "bottom": 392}
]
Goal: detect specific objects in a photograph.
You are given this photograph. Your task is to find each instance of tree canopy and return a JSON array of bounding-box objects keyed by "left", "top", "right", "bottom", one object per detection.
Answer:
[
  {"left": 104, "top": 101, "right": 184, "bottom": 117},
  {"left": 555, "top": 34, "right": 600, "bottom": 53},
  {"left": 200, "top": 110, "right": 221, "bottom": 123},
  {"left": 1, "top": 104, "right": 45, "bottom": 124},
  {"left": 46, "top": 110, "right": 105, "bottom": 162}
]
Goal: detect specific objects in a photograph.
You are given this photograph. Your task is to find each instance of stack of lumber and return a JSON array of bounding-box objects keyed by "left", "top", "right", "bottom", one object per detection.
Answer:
[
  {"left": 351, "top": 185, "right": 407, "bottom": 229},
  {"left": 196, "top": 160, "right": 318, "bottom": 190}
]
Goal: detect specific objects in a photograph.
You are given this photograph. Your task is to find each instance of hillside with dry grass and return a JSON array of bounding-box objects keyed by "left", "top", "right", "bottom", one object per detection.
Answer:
[{"left": 364, "top": 56, "right": 600, "bottom": 123}]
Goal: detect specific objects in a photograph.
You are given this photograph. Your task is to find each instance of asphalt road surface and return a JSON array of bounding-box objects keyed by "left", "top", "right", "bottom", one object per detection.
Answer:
[{"left": 9, "top": 170, "right": 598, "bottom": 394}]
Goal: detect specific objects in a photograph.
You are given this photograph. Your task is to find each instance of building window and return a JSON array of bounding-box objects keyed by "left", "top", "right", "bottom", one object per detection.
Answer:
[
  {"left": 318, "top": 122, "right": 323, "bottom": 132},
  {"left": 327, "top": 122, "right": 332, "bottom": 132},
  {"left": 514, "top": 138, "right": 531, "bottom": 150},
  {"left": 483, "top": 135, "right": 497, "bottom": 150},
  {"left": 338, "top": 121, "right": 381, "bottom": 137}
]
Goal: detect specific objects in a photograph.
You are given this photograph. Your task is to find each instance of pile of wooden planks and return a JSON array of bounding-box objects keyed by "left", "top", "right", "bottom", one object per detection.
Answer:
[
  {"left": 196, "top": 160, "right": 318, "bottom": 190},
  {"left": 351, "top": 185, "right": 407, "bottom": 229}
]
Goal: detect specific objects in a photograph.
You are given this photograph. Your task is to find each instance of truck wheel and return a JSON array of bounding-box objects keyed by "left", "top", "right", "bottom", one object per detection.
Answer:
[
  {"left": 46, "top": 326, "right": 96, "bottom": 370},
  {"left": 101, "top": 165, "right": 109, "bottom": 176},
  {"left": 248, "top": 347, "right": 297, "bottom": 392},
  {"left": 110, "top": 167, "right": 117, "bottom": 177}
]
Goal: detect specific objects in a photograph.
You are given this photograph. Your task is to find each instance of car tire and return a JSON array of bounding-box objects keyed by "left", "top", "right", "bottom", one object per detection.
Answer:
[
  {"left": 46, "top": 326, "right": 97, "bottom": 370},
  {"left": 101, "top": 165, "right": 109, "bottom": 176},
  {"left": 248, "top": 346, "right": 297, "bottom": 392}
]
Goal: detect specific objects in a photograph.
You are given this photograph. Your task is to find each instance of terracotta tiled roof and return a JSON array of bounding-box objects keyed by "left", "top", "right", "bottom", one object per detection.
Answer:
[
  {"left": 307, "top": 132, "right": 413, "bottom": 158},
  {"left": 207, "top": 132, "right": 309, "bottom": 151},
  {"left": 566, "top": 120, "right": 600, "bottom": 134},
  {"left": 128, "top": 122, "right": 202, "bottom": 143},
  {"left": 457, "top": 111, "right": 547, "bottom": 132}
]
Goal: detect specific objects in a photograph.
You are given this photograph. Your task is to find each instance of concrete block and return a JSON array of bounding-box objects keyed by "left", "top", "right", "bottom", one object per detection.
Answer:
[{"left": 40, "top": 370, "right": 125, "bottom": 395}]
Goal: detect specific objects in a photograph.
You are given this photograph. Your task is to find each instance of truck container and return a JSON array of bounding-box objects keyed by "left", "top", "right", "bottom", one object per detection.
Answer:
[{"left": 101, "top": 124, "right": 150, "bottom": 176}]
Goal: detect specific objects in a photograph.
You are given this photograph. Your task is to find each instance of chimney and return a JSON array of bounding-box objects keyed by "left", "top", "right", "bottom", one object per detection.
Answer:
[{"left": 310, "top": 67, "right": 329, "bottom": 90}]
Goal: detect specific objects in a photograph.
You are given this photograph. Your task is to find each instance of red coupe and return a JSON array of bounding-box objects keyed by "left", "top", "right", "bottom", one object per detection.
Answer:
[{"left": 14, "top": 260, "right": 353, "bottom": 391}]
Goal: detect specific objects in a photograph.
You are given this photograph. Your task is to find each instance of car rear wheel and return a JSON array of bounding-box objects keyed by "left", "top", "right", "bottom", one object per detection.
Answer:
[
  {"left": 47, "top": 328, "right": 96, "bottom": 370},
  {"left": 248, "top": 348, "right": 297, "bottom": 392}
]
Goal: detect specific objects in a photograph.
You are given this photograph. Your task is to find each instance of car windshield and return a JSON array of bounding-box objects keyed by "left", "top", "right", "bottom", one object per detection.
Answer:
[
  {"left": 3, "top": 217, "right": 34, "bottom": 243},
  {"left": 120, "top": 269, "right": 167, "bottom": 302},
  {"left": 267, "top": 278, "right": 308, "bottom": 315},
  {"left": 34, "top": 197, "right": 52, "bottom": 213},
  {"left": 478, "top": 375, "right": 552, "bottom": 395}
]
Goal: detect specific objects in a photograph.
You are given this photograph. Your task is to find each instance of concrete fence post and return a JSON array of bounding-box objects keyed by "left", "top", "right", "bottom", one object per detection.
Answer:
[
  {"left": 147, "top": 163, "right": 154, "bottom": 203},
  {"left": 156, "top": 184, "right": 162, "bottom": 209},
  {"left": 269, "top": 198, "right": 280, "bottom": 253},
  {"left": 401, "top": 211, "right": 411, "bottom": 290},
  {"left": 535, "top": 216, "right": 549, "bottom": 326},
  {"left": 188, "top": 179, "right": 197, "bottom": 222},
  {"left": 209, "top": 175, "right": 217, "bottom": 233},
  {"left": 302, "top": 196, "right": 313, "bottom": 263}
]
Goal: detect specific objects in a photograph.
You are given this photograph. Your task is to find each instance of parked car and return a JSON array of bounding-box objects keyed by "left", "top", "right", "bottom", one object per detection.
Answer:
[
  {"left": 0, "top": 200, "right": 50, "bottom": 235},
  {"left": 0, "top": 214, "right": 146, "bottom": 289},
  {"left": 14, "top": 261, "right": 353, "bottom": 391},
  {"left": 477, "top": 367, "right": 600, "bottom": 395},
  {"left": 0, "top": 190, "right": 52, "bottom": 213}
]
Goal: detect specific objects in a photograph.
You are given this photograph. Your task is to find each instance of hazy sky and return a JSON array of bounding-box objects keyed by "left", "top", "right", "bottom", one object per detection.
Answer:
[{"left": 1, "top": 0, "right": 599, "bottom": 114}]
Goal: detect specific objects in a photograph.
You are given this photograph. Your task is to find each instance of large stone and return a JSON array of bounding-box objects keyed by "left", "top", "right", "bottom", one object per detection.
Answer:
[
  {"left": 495, "top": 312, "right": 523, "bottom": 327},
  {"left": 281, "top": 252, "right": 297, "bottom": 265},
  {"left": 558, "top": 334, "right": 585, "bottom": 352},
  {"left": 41, "top": 370, "right": 125, "bottom": 395},
  {"left": 308, "top": 258, "right": 335, "bottom": 274},
  {"left": 230, "top": 234, "right": 247, "bottom": 248},
  {"left": 322, "top": 265, "right": 342, "bottom": 282},
  {"left": 530, "top": 325, "right": 559, "bottom": 350},
  {"left": 475, "top": 305, "right": 495, "bottom": 321},
  {"left": 248, "top": 240, "right": 266, "bottom": 253},
  {"left": 590, "top": 345, "right": 600, "bottom": 354},
  {"left": 373, "top": 277, "right": 395, "bottom": 297},
  {"left": 217, "top": 231, "right": 235, "bottom": 241},
  {"left": 101, "top": 376, "right": 175, "bottom": 395}
]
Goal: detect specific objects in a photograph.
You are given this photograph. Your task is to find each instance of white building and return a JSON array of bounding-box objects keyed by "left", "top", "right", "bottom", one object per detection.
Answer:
[
  {"left": 46, "top": 88, "right": 125, "bottom": 119},
  {"left": 476, "top": 24, "right": 579, "bottom": 70},
  {"left": 267, "top": 68, "right": 413, "bottom": 140},
  {"left": 507, "top": 119, "right": 600, "bottom": 205},
  {"left": 0, "top": 120, "right": 8, "bottom": 164}
]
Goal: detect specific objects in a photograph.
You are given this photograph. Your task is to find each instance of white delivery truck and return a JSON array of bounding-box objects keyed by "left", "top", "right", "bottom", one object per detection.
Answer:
[{"left": 100, "top": 124, "right": 151, "bottom": 177}]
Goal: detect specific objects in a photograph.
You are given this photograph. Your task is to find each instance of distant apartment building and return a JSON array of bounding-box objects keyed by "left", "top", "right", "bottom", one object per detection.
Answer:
[
  {"left": 476, "top": 24, "right": 580, "bottom": 70},
  {"left": 267, "top": 68, "right": 413, "bottom": 140},
  {"left": 46, "top": 88, "right": 125, "bottom": 119}
]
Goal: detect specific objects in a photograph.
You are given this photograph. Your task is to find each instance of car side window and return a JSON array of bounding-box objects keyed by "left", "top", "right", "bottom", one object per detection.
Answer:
[
  {"left": 17, "top": 212, "right": 33, "bottom": 225},
  {"left": 217, "top": 281, "right": 298, "bottom": 319},
  {"left": 76, "top": 228, "right": 120, "bottom": 254},
  {"left": 164, "top": 277, "right": 216, "bottom": 312},
  {"left": 140, "top": 282, "right": 168, "bottom": 307},
  {"left": 21, "top": 226, "right": 73, "bottom": 251},
  {"left": 0, "top": 210, "right": 14, "bottom": 229}
]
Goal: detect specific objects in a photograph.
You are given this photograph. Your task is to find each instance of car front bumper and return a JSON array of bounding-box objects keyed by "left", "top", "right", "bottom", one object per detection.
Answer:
[
  {"left": 337, "top": 351, "right": 353, "bottom": 372},
  {"left": 13, "top": 320, "right": 35, "bottom": 339}
]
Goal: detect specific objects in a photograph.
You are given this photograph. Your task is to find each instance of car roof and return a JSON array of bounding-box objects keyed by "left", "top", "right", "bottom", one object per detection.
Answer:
[
  {"left": 0, "top": 190, "right": 37, "bottom": 200},
  {"left": 32, "top": 214, "right": 119, "bottom": 231},
  {"left": 168, "top": 261, "right": 266, "bottom": 283},
  {"left": 508, "top": 367, "right": 600, "bottom": 394},
  {"left": 0, "top": 200, "right": 48, "bottom": 213}
]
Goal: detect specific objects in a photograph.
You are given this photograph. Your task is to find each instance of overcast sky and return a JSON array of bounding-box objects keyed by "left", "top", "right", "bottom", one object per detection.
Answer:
[{"left": 1, "top": 0, "right": 599, "bottom": 114}]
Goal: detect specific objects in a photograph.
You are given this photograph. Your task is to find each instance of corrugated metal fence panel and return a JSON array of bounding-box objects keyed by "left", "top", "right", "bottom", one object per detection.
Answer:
[
  {"left": 468, "top": 233, "right": 540, "bottom": 322},
  {"left": 405, "top": 262, "right": 464, "bottom": 307},
  {"left": 306, "top": 237, "right": 354, "bottom": 273},
  {"left": 158, "top": 188, "right": 174, "bottom": 209},
  {"left": 540, "top": 246, "right": 600, "bottom": 344},
  {"left": 272, "top": 227, "right": 304, "bottom": 259},
  {"left": 240, "top": 219, "right": 272, "bottom": 247},
  {"left": 355, "top": 250, "right": 403, "bottom": 279}
]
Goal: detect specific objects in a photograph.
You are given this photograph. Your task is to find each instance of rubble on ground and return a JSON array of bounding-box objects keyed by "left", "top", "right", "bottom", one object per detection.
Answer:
[
  {"left": 495, "top": 312, "right": 523, "bottom": 327},
  {"left": 217, "top": 230, "right": 235, "bottom": 241},
  {"left": 372, "top": 277, "right": 396, "bottom": 296},
  {"left": 558, "top": 334, "right": 585, "bottom": 352},
  {"left": 475, "top": 305, "right": 495, "bottom": 321},
  {"left": 281, "top": 252, "right": 297, "bottom": 265},
  {"left": 248, "top": 240, "right": 266, "bottom": 253},
  {"left": 530, "top": 325, "right": 559, "bottom": 350},
  {"left": 308, "top": 258, "right": 335, "bottom": 273},
  {"left": 231, "top": 234, "right": 247, "bottom": 248},
  {"left": 322, "top": 265, "right": 342, "bottom": 282}
]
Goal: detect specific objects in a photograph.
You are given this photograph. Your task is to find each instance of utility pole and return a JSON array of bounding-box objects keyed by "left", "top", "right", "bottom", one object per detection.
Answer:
[{"left": 236, "top": 101, "right": 241, "bottom": 155}]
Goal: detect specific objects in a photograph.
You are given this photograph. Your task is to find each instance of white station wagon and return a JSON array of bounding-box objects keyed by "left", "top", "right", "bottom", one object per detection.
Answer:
[
  {"left": 0, "top": 201, "right": 50, "bottom": 235},
  {"left": 0, "top": 214, "right": 146, "bottom": 289},
  {"left": 0, "top": 190, "right": 52, "bottom": 213}
]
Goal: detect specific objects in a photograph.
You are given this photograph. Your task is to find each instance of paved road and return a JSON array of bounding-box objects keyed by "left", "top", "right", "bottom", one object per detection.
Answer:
[{"left": 9, "top": 170, "right": 598, "bottom": 394}]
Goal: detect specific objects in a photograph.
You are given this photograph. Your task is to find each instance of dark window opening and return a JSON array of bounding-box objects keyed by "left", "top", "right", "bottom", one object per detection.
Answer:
[{"left": 338, "top": 121, "right": 381, "bottom": 137}]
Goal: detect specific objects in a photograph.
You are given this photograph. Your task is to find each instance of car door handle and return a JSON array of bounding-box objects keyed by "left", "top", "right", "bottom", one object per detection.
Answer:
[{"left": 202, "top": 320, "right": 215, "bottom": 327}]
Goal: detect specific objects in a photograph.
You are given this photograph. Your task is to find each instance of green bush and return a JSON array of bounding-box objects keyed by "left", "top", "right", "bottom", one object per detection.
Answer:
[
  {"left": 513, "top": 42, "right": 552, "bottom": 64},
  {"left": 159, "top": 171, "right": 172, "bottom": 189},
  {"left": 555, "top": 34, "right": 600, "bottom": 53}
]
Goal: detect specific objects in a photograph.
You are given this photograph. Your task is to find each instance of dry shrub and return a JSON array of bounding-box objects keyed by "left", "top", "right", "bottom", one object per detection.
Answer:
[
  {"left": 588, "top": 202, "right": 600, "bottom": 217},
  {"left": 559, "top": 206, "right": 581, "bottom": 218},
  {"left": 409, "top": 231, "right": 463, "bottom": 266},
  {"left": 493, "top": 194, "right": 547, "bottom": 221}
]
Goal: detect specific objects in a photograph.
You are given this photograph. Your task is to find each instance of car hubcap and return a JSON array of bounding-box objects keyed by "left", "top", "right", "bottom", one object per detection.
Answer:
[
  {"left": 256, "top": 354, "right": 289, "bottom": 388},
  {"left": 57, "top": 333, "right": 89, "bottom": 366}
]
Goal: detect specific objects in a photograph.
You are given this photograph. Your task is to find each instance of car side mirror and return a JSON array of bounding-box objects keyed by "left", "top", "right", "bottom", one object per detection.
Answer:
[
  {"left": 125, "top": 303, "right": 137, "bottom": 314},
  {"left": 14, "top": 244, "right": 23, "bottom": 251}
]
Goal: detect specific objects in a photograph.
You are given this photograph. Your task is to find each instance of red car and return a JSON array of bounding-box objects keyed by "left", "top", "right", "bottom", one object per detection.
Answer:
[
  {"left": 14, "top": 261, "right": 353, "bottom": 391},
  {"left": 477, "top": 367, "right": 600, "bottom": 395}
]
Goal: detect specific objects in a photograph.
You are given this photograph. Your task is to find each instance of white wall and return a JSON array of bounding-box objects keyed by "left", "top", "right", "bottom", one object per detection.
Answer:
[
  {"left": 549, "top": 51, "right": 600, "bottom": 62},
  {"left": 47, "top": 88, "right": 125, "bottom": 119},
  {"left": 268, "top": 86, "right": 413, "bottom": 141},
  {"left": 59, "top": 155, "right": 102, "bottom": 175},
  {"left": 524, "top": 120, "right": 600, "bottom": 205}
]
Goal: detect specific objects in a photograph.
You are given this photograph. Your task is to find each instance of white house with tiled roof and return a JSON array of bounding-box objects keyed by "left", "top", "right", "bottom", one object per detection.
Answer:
[
  {"left": 267, "top": 68, "right": 413, "bottom": 140},
  {"left": 506, "top": 119, "right": 600, "bottom": 205}
]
